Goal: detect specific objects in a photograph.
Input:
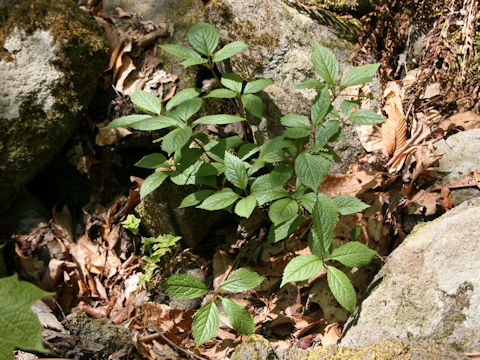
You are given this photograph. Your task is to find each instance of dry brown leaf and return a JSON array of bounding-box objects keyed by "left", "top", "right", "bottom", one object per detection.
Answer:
[
  {"left": 381, "top": 82, "right": 407, "bottom": 156},
  {"left": 320, "top": 322, "right": 342, "bottom": 346},
  {"left": 404, "top": 144, "right": 443, "bottom": 196},
  {"left": 438, "top": 111, "right": 480, "bottom": 134},
  {"left": 431, "top": 172, "right": 480, "bottom": 191},
  {"left": 405, "top": 190, "right": 441, "bottom": 216}
]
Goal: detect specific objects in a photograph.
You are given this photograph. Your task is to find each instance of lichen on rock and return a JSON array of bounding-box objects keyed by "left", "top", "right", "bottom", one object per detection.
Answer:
[{"left": 0, "top": 0, "right": 108, "bottom": 211}]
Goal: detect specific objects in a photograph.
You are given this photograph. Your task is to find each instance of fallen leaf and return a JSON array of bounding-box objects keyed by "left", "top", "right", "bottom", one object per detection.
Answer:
[{"left": 381, "top": 82, "right": 407, "bottom": 156}]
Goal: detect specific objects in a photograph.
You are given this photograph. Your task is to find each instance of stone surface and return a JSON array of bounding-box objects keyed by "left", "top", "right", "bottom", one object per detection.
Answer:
[
  {"left": 205, "top": 0, "right": 380, "bottom": 173},
  {"left": 434, "top": 129, "right": 480, "bottom": 183},
  {"left": 230, "top": 335, "right": 469, "bottom": 359},
  {"left": 340, "top": 198, "right": 480, "bottom": 352},
  {"left": 135, "top": 180, "right": 224, "bottom": 248},
  {"left": 0, "top": 0, "right": 108, "bottom": 211},
  {"left": 297, "top": 0, "right": 376, "bottom": 15}
]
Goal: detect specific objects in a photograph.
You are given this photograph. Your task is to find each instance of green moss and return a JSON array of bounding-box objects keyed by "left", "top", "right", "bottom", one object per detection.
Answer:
[{"left": 297, "top": 0, "right": 374, "bottom": 16}]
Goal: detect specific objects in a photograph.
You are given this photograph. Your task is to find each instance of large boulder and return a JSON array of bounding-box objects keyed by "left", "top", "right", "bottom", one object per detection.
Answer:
[
  {"left": 0, "top": 0, "right": 108, "bottom": 211},
  {"left": 340, "top": 198, "right": 480, "bottom": 352},
  {"left": 205, "top": 0, "right": 381, "bottom": 173}
]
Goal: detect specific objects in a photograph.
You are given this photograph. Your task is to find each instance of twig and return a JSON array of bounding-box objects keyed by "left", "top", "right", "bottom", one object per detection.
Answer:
[{"left": 141, "top": 332, "right": 207, "bottom": 360}]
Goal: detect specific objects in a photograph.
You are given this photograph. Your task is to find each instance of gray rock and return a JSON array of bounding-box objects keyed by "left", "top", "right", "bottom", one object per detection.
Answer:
[
  {"left": 0, "top": 0, "right": 108, "bottom": 211},
  {"left": 230, "top": 335, "right": 469, "bottom": 359},
  {"left": 205, "top": 0, "right": 381, "bottom": 172},
  {"left": 135, "top": 180, "right": 224, "bottom": 248},
  {"left": 340, "top": 198, "right": 480, "bottom": 352},
  {"left": 434, "top": 129, "right": 480, "bottom": 183},
  {"left": 296, "top": 0, "right": 376, "bottom": 16}
]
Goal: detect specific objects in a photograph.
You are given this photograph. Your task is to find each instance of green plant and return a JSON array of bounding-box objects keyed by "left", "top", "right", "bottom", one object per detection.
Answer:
[
  {"left": 107, "top": 22, "right": 385, "bottom": 344},
  {"left": 162, "top": 268, "right": 265, "bottom": 346},
  {"left": 121, "top": 215, "right": 181, "bottom": 288},
  {"left": 0, "top": 274, "right": 53, "bottom": 359}
]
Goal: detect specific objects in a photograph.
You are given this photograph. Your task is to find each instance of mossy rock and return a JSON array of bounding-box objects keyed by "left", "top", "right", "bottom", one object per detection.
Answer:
[
  {"left": 0, "top": 0, "right": 108, "bottom": 211},
  {"left": 64, "top": 312, "right": 141, "bottom": 359},
  {"left": 230, "top": 336, "right": 470, "bottom": 360},
  {"left": 135, "top": 179, "right": 225, "bottom": 248},
  {"left": 296, "top": 0, "right": 376, "bottom": 16}
]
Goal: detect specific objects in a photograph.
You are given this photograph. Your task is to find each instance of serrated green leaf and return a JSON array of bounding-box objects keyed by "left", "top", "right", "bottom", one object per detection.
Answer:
[
  {"left": 311, "top": 87, "right": 331, "bottom": 126},
  {"left": 315, "top": 120, "right": 342, "bottom": 148},
  {"left": 312, "top": 44, "right": 339, "bottom": 85},
  {"left": 224, "top": 152, "right": 248, "bottom": 190},
  {"left": 161, "top": 127, "right": 192, "bottom": 154},
  {"left": 258, "top": 137, "right": 293, "bottom": 163},
  {"left": 312, "top": 194, "right": 339, "bottom": 255},
  {"left": 166, "top": 88, "right": 202, "bottom": 112},
  {"left": 340, "top": 63, "right": 380, "bottom": 90},
  {"left": 241, "top": 93, "right": 263, "bottom": 119},
  {"left": 205, "top": 89, "right": 238, "bottom": 98},
  {"left": 104, "top": 114, "right": 151, "bottom": 129},
  {"left": 140, "top": 171, "right": 168, "bottom": 199},
  {"left": 269, "top": 198, "right": 299, "bottom": 225},
  {"left": 326, "top": 265, "right": 356, "bottom": 312},
  {"left": 131, "top": 88, "right": 162, "bottom": 115},
  {"left": 160, "top": 44, "right": 202, "bottom": 59},
  {"left": 221, "top": 73, "right": 243, "bottom": 93},
  {"left": 327, "top": 242, "right": 376, "bottom": 267},
  {"left": 237, "top": 143, "right": 259, "bottom": 160},
  {"left": 333, "top": 195, "right": 369, "bottom": 215},
  {"left": 299, "top": 192, "right": 316, "bottom": 212},
  {"left": 308, "top": 228, "right": 323, "bottom": 257},
  {"left": 0, "top": 274, "right": 53, "bottom": 359},
  {"left": 348, "top": 109, "right": 385, "bottom": 125},
  {"left": 280, "top": 254, "right": 323, "bottom": 287},
  {"left": 243, "top": 78, "right": 273, "bottom": 94},
  {"left": 180, "top": 57, "right": 209, "bottom": 68},
  {"left": 213, "top": 41, "right": 248, "bottom": 62},
  {"left": 280, "top": 113, "right": 310, "bottom": 128},
  {"left": 219, "top": 268, "right": 265, "bottom": 292},
  {"left": 283, "top": 127, "right": 311, "bottom": 139},
  {"left": 295, "top": 153, "right": 331, "bottom": 192},
  {"left": 234, "top": 195, "right": 257, "bottom": 218},
  {"left": 221, "top": 298, "right": 254, "bottom": 335},
  {"left": 135, "top": 153, "right": 168, "bottom": 169},
  {"left": 170, "top": 98, "right": 203, "bottom": 122},
  {"left": 192, "top": 301, "right": 219, "bottom": 346},
  {"left": 251, "top": 173, "right": 290, "bottom": 205},
  {"left": 193, "top": 114, "right": 245, "bottom": 125},
  {"left": 188, "top": 22, "right": 219, "bottom": 56},
  {"left": 179, "top": 190, "right": 215, "bottom": 208},
  {"left": 162, "top": 274, "right": 208, "bottom": 299},
  {"left": 197, "top": 188, "right": 241, "bottom": 210},
  {"left": 340, "top": 100, "right": 360, "bottom": 116},
  {"left": 294, "top": 78, "right": 326, "bottom": 90},
  {"left": 267, "top": 214, "right": 305, "bottom": 243},
  {"left": 131, "top": 116, "right": 184, "bottom": 131},
  {"left": 253, "top": 188, "right": 289, "bottom": 205}
]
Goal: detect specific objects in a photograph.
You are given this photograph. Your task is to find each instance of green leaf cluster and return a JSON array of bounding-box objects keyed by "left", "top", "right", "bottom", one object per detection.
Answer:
[
  {"left": 107, "top": 22, "right": 386, "bottom": 344},
  {"left": 162, "top": 268, "right": 264, "bottom": 346}
]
